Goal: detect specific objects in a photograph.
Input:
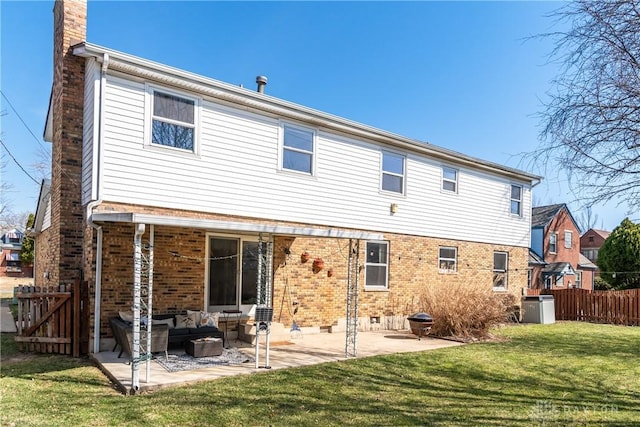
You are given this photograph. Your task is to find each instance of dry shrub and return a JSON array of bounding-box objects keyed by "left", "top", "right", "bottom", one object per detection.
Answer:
[{"left": 419, "top": 282, "right": 511, "bottom": 340}]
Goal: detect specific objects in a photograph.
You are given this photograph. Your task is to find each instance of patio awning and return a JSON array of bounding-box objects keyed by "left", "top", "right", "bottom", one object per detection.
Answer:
[
  {"left": 542, "top": 262, "right": 576, "bottom": 277},
  {"left": 92, "top": 211, "right": 384, "bottom": 240}
]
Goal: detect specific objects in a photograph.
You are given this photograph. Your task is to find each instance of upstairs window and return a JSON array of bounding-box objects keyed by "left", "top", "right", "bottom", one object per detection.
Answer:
[
  {"left": 438, "top": 246, "right": 457, "bottom": 273},
  {"left": 510, "top": 185, "right": 522, "bottom": 216},
  {"left": 442, "top": 167, "right": 458, "bottom": 193},
  {"left": 493, "top": 251, "right": 508, "bottom": 290},
  {"left": 151, "top": 90, "right": 196, "bottom": 152},
  {"left": 381, "top": 152, "right": 405, "bottom": 194},
  {"left": 365, "top": 241, "right": 389, "bottom": 289},
  {"left": 282, "top": 125, "right": 314, "bottom": 174},
  {"left": 564, "top": 231, "right": 573, "bottom": 249},
  {"left": 549, "top": 233, "right": 558, "bottom": 254}
]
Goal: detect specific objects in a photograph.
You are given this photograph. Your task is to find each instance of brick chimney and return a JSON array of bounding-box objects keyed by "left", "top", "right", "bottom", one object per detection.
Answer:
[{"left": 48, "top": 0, "right": 87, "bottom": 284}]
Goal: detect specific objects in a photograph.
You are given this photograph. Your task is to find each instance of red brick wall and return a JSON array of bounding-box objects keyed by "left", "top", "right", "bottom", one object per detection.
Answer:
[
  {"left": 543, "top": 208, "right": 581, "bottom": 289},
  {"left": 92, "top": 213, "right": 528, "bottom": 339}
]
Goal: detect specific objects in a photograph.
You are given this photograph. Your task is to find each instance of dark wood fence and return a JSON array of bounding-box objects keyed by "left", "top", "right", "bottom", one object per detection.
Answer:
[
  {"left": 15, "top": 280, "right": 89, "bottom": 357},
  {"left": 526, "top": 288, "right": 640, "bottom": 326}
]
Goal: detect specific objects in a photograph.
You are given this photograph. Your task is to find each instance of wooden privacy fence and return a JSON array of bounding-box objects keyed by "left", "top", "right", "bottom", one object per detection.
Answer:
[
  {"left": 15, "top": 280, "right": 89, "bottom": 357},
  {"left": 529, "top": 288, "right": 640, "bottom": 326}
]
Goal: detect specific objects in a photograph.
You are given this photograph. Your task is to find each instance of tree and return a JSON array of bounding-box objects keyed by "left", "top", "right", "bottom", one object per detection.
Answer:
[
  {"left": 597, "top": 218, "right": 640, "bottom": 289},
  {"left": 531, "top": 0, "right": 640, "bottom": 209},
  {"left": 20, "top": 213, "right": 35, "bottom": 266}
]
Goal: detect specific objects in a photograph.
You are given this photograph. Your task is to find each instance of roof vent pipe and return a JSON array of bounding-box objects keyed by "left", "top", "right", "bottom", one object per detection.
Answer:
[{"left": 256, "top": 75, "right": 267, "bottom": 93}]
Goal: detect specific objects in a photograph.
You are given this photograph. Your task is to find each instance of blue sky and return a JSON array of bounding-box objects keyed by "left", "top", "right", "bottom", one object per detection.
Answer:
[{"left": 0, "top": 1, "right": 633, "bottom": 231}]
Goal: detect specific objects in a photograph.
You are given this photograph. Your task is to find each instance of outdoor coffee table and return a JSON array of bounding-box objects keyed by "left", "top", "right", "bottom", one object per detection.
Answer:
[{"left": 185, "top": 337, "right": 223, "bottom": 358}]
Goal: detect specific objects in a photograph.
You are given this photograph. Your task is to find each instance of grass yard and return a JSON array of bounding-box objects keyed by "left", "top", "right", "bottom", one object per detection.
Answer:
[{"left": 1, "top": 322, "right": 639, "bottom": 426}]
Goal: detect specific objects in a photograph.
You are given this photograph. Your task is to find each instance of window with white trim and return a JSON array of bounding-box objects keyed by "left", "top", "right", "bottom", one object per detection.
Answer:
[
  {"left": 438, "top": 246, "right": 457, "bottom": 273},
  {"left": 365, "top": 241, "right": 389, "bottom": 288},
  {"left": 381, "top": 152, "right": 405, "bottom": 194},
  {"left": 564, "top": 231, "right": 572, "bottom": 249},
  {"left": 150, "top": 89, "right": 197, "bottom": 152},
  {"left": 510, "top": 185, "right": 522, "bottom": 216},
  {"left": 575, "top": 271, "right": 582, "bottom": 288},
  {"left": 442, "top": 166, "right": 458, "bottom": 193},
  {"left": 492, "top": 251, "right": 508, "bottom": 290},
  {"left": 282, "top": 124, "right": 314, "bottom": 174},
  {"left": 549, "top": 232, "right": 558, "bottom": 254}
]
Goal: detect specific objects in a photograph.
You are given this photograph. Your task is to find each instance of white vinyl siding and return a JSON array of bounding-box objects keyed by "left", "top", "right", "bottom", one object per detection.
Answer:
[
  {"left": 96, "top": 74, "right": 533, "bottom": 248},
  {"left": 82, "top": 58, "right": 100, "bottom": 204}
]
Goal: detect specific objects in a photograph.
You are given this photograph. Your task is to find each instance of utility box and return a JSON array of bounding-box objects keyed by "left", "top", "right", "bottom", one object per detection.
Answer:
[{"left": 521, "top": 295, "right": 555, "bottom": 324}]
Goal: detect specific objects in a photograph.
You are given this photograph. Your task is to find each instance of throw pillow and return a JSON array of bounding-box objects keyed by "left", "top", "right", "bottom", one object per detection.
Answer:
[
  {"left": 152, "top": 318, "right": 175, "bottom": 329},
  {"left": 175, "top": 313, "right": 197, "bottom": 329},
  {"left": 119, "top": 311, "right": 133, "bottom": 323},
  {"left": 186, "top": 309, "right": 202, "bottom": 325},
  {"left": 199, "top": 311, "right": 220, "bottom": 328}
]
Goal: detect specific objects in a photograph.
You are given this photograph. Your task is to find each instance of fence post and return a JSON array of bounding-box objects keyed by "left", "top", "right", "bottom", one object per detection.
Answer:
[{"left": 73, "top": 279, "right": 80, "bottom": 358}]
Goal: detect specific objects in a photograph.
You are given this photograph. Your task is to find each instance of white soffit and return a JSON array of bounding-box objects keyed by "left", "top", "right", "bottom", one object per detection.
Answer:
[{"left": 92, "top": 212, "right": 384, "bottom": 240}]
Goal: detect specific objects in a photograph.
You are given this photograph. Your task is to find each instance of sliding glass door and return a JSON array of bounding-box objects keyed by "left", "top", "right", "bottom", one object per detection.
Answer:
[{"left": 208, "top": 236, "right": 259, "bottom": 312}]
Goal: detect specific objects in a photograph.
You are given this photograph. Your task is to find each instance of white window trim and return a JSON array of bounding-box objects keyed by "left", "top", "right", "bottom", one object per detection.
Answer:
[
  {"left": 441, "top": 166, "right": 458, "bottom": 194},
  {"left": 380, "top": 151, "right": 406, "bottom": 195},
  {"left": 575, "top": 271, "right": 582, "bottom": 288},
  {"left": 279, "top": 122, "right": 316, "bottom": 176},
  {"left": 564, "top": 230, "right": 573, "bottom": 249},
  {"left": 364, "top": 240, "right": 390, "bottom": 290},
  {"left": 438, "top": 246, "right": 457, "bottom": 274},
  {"left": 510, "top": 184, "right": 523, "bottom": 216},
  {"left": 492, "top": 251, "right": 508, "bottom": 291},
  {"left": 144, "top": 84, "right": 201, "bottom": 156},
  {"left": 549, "top": 232, "right": 558, "bottom": 254}
]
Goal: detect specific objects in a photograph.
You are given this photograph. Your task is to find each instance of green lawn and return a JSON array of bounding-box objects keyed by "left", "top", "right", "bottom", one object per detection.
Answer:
[{"left": 1, "top": 322, "right": 639, "bottom": 426}]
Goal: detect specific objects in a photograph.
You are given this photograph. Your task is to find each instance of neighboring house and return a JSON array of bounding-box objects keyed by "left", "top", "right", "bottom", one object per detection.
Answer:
[
  {"left": 0, "top": 229, "right": 32, "bottom": 278},
  {"left": 530, "top": 204, "right": 594, "bottom": 290},
  {"left": 33, "top": 0, "right": 541, "bottom": 353},
  {"left": 580, "top": 229, "right": 610, "bottom": 277}
]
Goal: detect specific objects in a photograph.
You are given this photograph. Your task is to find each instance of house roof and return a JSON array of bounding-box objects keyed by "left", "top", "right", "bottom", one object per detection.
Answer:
[
  {"left": 582, "top": 228, "right": 610, "bottom": 239},
  {"left": 52, "top": 42, "right": 542, "bottom": 186},
  {"left": 542, "top": 262, "right": 576, "bottom": 276},
  {"left": 528, "top": 249, "right": 546, "bottom": 266},
  {"left": 532, "top": 203, "right": 581, "bottom": 233},
  {"left": 578, "top": 254, "right": 597, "bottom": 270}
]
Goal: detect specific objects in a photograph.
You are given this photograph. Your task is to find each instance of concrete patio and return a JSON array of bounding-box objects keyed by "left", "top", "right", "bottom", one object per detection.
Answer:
[{"left": 91, "top": 330, "right": 463, "bottom": 394}]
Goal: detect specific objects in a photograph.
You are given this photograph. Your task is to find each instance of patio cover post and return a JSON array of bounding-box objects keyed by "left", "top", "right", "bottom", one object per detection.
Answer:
[
  {"left": 131, "top": 223, "right": 145, "bottom": 391},
  {"left": 345, "top": 239, "right": 360, "bottom": 358},
  {"left": 254, "top": 233, "right": 274, "bottom": 369}
]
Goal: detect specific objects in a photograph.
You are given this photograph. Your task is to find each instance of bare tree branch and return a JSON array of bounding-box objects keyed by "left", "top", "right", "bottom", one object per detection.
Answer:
[{"left": 527, "top": 0, "right": 640, "bottom": 208}]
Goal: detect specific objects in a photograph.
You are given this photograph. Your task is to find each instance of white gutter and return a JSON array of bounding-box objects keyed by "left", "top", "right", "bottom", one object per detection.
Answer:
[
  {"left": 72, "top": 42, "right": 541, "bottom": 185},
  {"left": 89, "top": 53, "right": 109, "bottom": 354}
]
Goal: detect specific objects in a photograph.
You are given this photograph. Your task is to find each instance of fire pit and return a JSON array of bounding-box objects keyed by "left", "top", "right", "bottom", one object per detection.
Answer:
[{"left": 407, "top": 312, "right": 434, "bottom": 340}]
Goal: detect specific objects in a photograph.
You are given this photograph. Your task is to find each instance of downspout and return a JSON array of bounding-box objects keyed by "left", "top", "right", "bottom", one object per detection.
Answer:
[{"left": 90, "top": 53, "right": 109, "bottom": 354}]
